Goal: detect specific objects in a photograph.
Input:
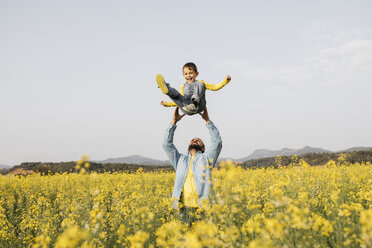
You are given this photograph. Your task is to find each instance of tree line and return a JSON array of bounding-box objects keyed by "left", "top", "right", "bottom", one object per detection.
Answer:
[
  {"left": 240, "top": 149, "right": 372, "bottom": 168},
  {"left": 2, "top": 149, "right": 372, "bottom": 175}
]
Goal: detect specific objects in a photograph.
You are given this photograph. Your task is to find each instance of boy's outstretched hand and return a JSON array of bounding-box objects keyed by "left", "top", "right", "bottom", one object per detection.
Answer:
[
  {"left": 199, "top": 106, "right": 211, "bottom": 124},
  {"left": 226, "top": 75, "right": 231, "bottom": 81},
  {"left": 160, "top": 101, "right": 167, "bottom": 107},
  {"left": 171, "top": 107, "right": 185, "bottom": 125}
]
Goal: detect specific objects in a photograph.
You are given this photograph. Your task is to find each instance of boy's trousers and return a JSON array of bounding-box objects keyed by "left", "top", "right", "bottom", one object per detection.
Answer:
[{"left": 167, "top": 81, "right": 206, "bottom": 115}]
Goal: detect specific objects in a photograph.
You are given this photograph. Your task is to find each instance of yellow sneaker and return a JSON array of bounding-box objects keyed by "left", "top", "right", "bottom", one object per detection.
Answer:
[{"left": 156, "top": 74, "right": 168, "bottom": 94}]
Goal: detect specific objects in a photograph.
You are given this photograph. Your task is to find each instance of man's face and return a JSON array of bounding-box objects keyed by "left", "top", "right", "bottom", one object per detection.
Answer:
[
  {"left": 188, "top": 138, "right": 205, "bottom": 153},
  {"left": 183, "top": 67, "right": 199, "bottom": 83}
]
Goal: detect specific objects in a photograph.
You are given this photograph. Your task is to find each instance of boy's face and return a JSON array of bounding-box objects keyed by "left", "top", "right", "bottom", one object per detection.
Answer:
[{"left": 183, "top": 67, "right": 199, "bottom": 83}]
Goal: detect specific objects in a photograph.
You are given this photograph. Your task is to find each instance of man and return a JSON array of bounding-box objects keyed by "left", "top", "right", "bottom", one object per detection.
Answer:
[{"left": 163, "top": 106, "right": 222, "bottom": 218}]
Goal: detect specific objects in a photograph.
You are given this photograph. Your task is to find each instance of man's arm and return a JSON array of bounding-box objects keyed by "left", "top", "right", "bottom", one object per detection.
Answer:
[
  {"left": 162, "top": 107, "right": 185, "bottom": 170},
  {"left": 199, "top": 107, "right": 222, "bottom": 167}
]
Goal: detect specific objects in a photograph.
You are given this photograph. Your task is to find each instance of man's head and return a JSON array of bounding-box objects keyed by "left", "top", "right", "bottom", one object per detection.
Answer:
[
  {"left": 188, "top": 137, "right": 205, "bottom": 153},
  {"left": 183, "top": 62, "right": 199, "bottom": 83}
]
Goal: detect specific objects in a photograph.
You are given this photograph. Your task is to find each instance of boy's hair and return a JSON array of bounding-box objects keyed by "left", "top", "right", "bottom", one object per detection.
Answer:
[{"left": 183, "top": 62, "right": 198, "bottom": 72}]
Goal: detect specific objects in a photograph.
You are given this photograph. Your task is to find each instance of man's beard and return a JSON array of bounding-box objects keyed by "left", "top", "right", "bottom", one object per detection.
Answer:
[{"left": 188, "top": 144, "right": 203, "bottom": 152}]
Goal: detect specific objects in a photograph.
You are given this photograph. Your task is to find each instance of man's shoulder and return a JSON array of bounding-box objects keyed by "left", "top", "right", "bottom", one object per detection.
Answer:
[
  {"left": 175, "top": 153, "right": 188, "bottom": 163},
  {"left": 197, "top": 152, "right": 219, "bottom": 163}
]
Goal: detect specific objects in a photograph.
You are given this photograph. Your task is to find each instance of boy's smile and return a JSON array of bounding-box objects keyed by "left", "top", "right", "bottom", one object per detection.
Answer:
[{"left": 183, "top": 67, "right": 199, "bottom": 83}]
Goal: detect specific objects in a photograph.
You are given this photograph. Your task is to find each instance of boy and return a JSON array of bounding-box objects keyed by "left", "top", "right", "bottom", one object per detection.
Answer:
[{"left": 156, "top": 62, "right": 231, "bottom": 115}]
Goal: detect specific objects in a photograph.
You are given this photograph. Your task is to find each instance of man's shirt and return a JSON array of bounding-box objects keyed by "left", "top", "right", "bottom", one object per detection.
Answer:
[{"left": 181, "top": 155, "right": 199, "bottom": 207}]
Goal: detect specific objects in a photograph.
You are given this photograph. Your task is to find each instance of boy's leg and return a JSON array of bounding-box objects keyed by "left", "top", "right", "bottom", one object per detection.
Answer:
[
  {"left": 156, "top": 74, "right": 196, "bottom": 115},
  {"left": 191, "top": 81, "right": 206, "bottom": 113},
  {"left": 156, "top": 74, "right": 186, "bottom": 104},
  {"left": 167, "top": 87, "right": 193, "bottom": 112},
  {"left": 168, "top": 89, "right": 197, "bottom": 115},
  {"left": 156, "top": 74, "right": 169, "bottom": 94}
]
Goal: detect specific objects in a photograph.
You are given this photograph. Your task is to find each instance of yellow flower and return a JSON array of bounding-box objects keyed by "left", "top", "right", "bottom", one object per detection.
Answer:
[
  {"left": 184, "top": 221, "right": 220, "bottom": 248},
  {"left": 55, "top": 226, "right": 89, "bottom": 248},
  {"left": 155, "top": 220, "right": 184, "bottom": 247},
  {"left": 127, "top": 231, "right": 150, "bottom": 248},
  {"left": 264, "top": 218, "right": 284, "bottom": 239},
  {"left": 32, "top": 234, "right": 51, "bottom": 248},
  {"left": 360, "top": 209, "right": 372, "bottom": 245}
]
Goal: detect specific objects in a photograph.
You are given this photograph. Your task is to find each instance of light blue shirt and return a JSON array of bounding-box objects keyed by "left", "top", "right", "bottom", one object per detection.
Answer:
[{"left": 163, "top": 121, "right": 222, "bottom": 208}]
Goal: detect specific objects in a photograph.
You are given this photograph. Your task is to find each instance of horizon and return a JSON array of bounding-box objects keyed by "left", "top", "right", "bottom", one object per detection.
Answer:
[
  {"left": 1, "top": 1, "right": 372, "bottom": 166},
  {"left": 2, "top": 145, "right": 372, "bottom": 167}
]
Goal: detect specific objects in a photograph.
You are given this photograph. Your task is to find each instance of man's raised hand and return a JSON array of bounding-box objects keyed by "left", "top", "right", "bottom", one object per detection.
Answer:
[
  {"left": 171, "top": 107, "right": 185, "bottom": 125},
  {"left": 199, "top": 106, "right": 211, "bottom": 124}
]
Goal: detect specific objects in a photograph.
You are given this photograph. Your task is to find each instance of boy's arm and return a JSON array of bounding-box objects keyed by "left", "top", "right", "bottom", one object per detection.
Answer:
[
  {"left": 160, "top": 84, "right": 184, "bottom": 107},
  {"left": 161, "top": 101, "right": 177, "bottom": 107},
  {"left": 201, "top": 76, "right": 231, "bottom": 91}
]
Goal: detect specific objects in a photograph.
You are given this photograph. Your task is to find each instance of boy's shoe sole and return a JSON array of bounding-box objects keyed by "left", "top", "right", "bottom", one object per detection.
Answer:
[
  {"left": 156, "top": 74, "right": 168, "bottom": 94},
  {"left": 182, "top": 104, "right": 197, "bottom": 115}
]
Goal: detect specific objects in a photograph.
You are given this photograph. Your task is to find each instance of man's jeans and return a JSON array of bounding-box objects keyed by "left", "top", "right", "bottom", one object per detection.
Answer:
[{"left": 177, "top": 207, "right": 204, "bottom": 227}]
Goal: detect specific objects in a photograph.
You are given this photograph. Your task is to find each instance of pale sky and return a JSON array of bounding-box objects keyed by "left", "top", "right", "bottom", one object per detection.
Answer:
[{"left": 1, "top": 0, "right": 372, "bottom": 166}]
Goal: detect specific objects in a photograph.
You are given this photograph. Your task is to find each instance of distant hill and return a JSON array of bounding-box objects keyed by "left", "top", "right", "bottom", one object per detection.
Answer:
[
  {"left": 3, "top": 147, "right": 372, "bottom": 175},
  {"left": 0, "top": 164, "right": 11, "bottom": 169},
  {"left": 237, "top": 146, "right": 332, "bottom": 162},
  {"left": 5, "top": 146, "right": 371, "bottom": 171},
  {"left": 98, "top": 155, "right": 169, "bottom": 166},
  {"left": 218, "top": 157, "right": 237, "bottom": 162},
  {"left": 241, "top": 149, "right": 372, "bottom": 169},
  {"left": 5, "top": 161, "right": 172, "bottom": 175},
  {"left": 97, "top": 146, "right": 334, "bottom": 165},
  {"left": 339, "top": 147, "right": 372, "bottom": 153},
  {"left": 97, "top": 147, "right": 372, "bottom": 165}
]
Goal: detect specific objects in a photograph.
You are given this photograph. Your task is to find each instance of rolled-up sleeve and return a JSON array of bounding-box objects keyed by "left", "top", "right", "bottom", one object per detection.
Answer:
[
  {"left": 205, "top": 121, "right": 222, "bottom": 167},
  {"left": 163, "top": 124, "right": 181, "bottom": 170}
]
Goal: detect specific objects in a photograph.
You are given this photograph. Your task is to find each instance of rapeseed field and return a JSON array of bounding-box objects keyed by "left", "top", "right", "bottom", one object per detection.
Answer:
[{"left": 0, "top": 157, "right": 371, "bottom": 247}]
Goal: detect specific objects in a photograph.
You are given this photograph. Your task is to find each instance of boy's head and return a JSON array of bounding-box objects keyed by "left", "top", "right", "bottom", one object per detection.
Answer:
[{"left": 182, "top": 62, "right": 199, "bottom": 83}]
